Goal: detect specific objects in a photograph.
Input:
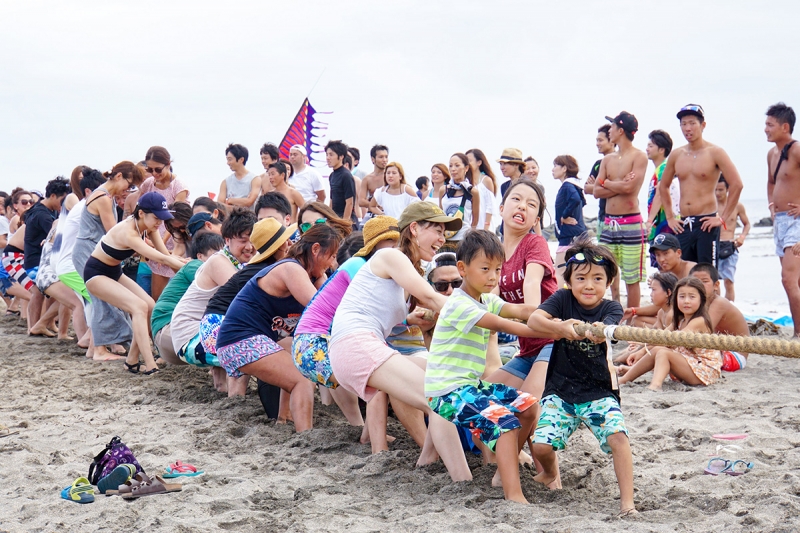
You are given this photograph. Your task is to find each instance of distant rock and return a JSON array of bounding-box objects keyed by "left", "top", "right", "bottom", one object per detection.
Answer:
[{"left": 754, "top": 216, "right": 773, "bottom": 228}]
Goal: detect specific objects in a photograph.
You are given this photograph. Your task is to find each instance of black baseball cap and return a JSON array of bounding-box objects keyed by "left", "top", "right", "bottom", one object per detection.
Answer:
[
  {"left": 605, "top": 111, "right": 638, "bottom": 135},
  {"left": 650, "top": 233, "right": 681, "bottom": 252},
  {"left": 677, "top": 104, "right": 705, "bottom": 121}
]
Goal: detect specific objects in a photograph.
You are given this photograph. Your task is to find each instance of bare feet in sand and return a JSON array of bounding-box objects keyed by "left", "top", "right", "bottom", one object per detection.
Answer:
[
  {"left": 210, "top": 367, "right": 228, "bottom": 392},
  {"left": 533, "top": 471, "right": 562, "bottom": 489},
  {"left": 109, "top": 344, "right": 126, "bottom": 355},
  {"left": 93, "top": 346, "right": 126, "bottom": 362},
  {"left": 618, "top": 508, "right": 638, "bottom": 518},
  {"left": 28, "top": 325, "right": 55, "bottom": 337},
  {"left": 647, "top": 384, "right": 662, "bottom": 392}
]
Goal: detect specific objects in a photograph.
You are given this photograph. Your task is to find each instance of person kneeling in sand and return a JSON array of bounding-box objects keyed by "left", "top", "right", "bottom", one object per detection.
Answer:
[
  {"left": 618, "top": 277, "right": 722, "bottom": 390},
  {"left": 425, "top": 231, "right": 541, "bottom": 503},
  {"left": 527, "top": 237, "right": 636, "bottom": 516}
]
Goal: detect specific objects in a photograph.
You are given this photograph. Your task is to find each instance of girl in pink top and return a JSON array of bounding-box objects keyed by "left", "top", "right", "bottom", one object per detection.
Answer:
[{"left": 141, "top": 146, "right": 190, "bottom": 299}]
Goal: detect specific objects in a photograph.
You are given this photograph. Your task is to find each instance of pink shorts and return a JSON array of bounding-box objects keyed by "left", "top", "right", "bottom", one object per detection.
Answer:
[{"left": 328, "top": 331, "right": 397, "bottom": 402}]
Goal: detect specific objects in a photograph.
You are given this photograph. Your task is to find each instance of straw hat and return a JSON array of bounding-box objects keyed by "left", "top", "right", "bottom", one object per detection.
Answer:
[
  {"left": 354, "top": 216, "right": 400, "bottom": 257},
  {"left": 496, "top": 148, "right": 524, "bottom": 165},
  {"left": 248, "top": 218, "right": 297, "bottom": 265}
]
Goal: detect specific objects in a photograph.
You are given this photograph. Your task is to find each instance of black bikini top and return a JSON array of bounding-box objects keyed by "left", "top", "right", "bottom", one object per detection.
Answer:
[{"left": 100, "top": 241, "right": 136, "bottom": 261}]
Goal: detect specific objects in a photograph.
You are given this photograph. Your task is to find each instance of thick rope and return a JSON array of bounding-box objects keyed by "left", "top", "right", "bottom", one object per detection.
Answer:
[{"left": 572, "top": 323, "right": 800, "bottom": 358}]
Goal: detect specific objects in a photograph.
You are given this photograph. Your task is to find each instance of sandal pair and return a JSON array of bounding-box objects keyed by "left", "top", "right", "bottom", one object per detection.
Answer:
[
  {"left": 704, "top": 457, "right": 754, "bottom": 476},
  {"left": 121, "top": 473, "right": 182, "bottom": 499}
]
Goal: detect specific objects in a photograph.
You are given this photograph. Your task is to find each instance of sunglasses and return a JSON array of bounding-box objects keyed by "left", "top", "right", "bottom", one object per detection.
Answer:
[
  {"left": 565, "top": 252, "right": 608, "bottom": 266},
  {"left": 432, "top": 279, "right": 462, "bottom": 292},
  {"left": 18, "top": 199, "right": 32, "bottom": 206},
  {"left": 146, "top": 166, "right": 165, "bottom": 175},
  {"left": 299, "top": 218, "right": 327, "bottom": 233},
  {"left": 679, "top": 104, "right": 704, "bottom": 117}
]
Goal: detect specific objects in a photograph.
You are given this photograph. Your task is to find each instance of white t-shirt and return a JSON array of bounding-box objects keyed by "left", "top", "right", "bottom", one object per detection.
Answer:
[
  {"left": 0, "top": 215, "right": 9, "bottom": 237},
  {"left": 290, "top": 166, "right": 324, "bottom": 203},
  {"left": 54, "top": 199, "right": 85, "bottom": 276},
  {"left": 373, "top": 187, "right": 419, "bottom": 219}
]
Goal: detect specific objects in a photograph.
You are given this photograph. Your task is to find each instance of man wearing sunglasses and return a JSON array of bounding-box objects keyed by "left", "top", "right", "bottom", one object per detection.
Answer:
[
  {"left": 657, "top": 104, "right": 743, "bottom": 268},
  {"left": 427, "top": 252, "right": 462, "bottom": 296}
]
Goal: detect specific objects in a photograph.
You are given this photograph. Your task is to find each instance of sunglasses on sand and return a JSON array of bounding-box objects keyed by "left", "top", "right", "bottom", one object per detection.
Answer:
[{"left": 299, "top": 218, "right": 326, "bottom": 233}]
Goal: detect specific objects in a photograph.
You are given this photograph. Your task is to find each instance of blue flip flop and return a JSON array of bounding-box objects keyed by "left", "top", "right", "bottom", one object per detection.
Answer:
[
  {"left": 61, "top": 477, "right": 95, "bottom": 504},
  {"left": 97, "top": 464, "right": 136, "bottom": 494},
  {"left": 703, "top": 457, "right": 731, "bottom": 476}
]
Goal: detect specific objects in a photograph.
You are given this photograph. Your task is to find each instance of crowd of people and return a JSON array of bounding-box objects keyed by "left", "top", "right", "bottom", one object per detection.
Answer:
[{"left": 1, "top": 101, "right": 797, "bottom": 513}]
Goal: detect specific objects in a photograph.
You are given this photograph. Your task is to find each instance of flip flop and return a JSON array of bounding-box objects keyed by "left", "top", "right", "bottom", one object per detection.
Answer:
[
  {"left": 124, "top": 362, "right": 141, "bottom": 374},
  {"left": 704, "top": 457, "right": 731, "bottom": 476},
  {"left": 5, "top": 310, "right": 19, "bottom": 316},
  {"left": 121, "top": 474, "right": 181, "bottom": 499},
  {"left": 163, "top": 461, "right": 204, "bottom": 478},
  {"left": 712, "top": 433, "right": 748, "bottom": 440},
  {"left": 0, "top": 424, "right": 19, "bottom": 438},
  {"left": 97, "top": 464, "right": 136, "bottom": 494},
  {"left": 724, "top": 460, "right": 754, "bottom": 476},
  {"left": 60, "top": 477, "right": 95, "bottom": 504}
]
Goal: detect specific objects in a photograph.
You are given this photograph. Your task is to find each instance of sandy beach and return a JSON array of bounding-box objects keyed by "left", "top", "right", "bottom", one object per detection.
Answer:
[{"left": 2, "top": 310, "right": 800, "bottom": 533}]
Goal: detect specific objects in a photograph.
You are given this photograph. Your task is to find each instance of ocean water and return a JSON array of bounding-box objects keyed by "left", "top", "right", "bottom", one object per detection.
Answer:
[{"left": 552, "top": 198, "right": 791, "bottom": 322}]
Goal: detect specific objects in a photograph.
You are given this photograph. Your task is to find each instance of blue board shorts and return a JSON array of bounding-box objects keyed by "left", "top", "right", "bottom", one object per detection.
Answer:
[{"left": 428, "top": 381, "right": 536, "bottom": 452}]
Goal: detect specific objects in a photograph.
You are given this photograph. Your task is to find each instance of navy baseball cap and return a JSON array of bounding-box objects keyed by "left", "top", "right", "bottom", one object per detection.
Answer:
[
  {"left": 677, "top": 103, "right": 705, "bottom": 121},
  {"left": 137, "top": 192, "right": 174, "bottom": 220},
  {"left": 187, "top": 212, "right": 212, "bottom": 236},
  {"left": 650, "top": 233, "right": 681, "bottom": 252},
  {"left": 605, "top": 111, "right": 639, "bottom": 135}
]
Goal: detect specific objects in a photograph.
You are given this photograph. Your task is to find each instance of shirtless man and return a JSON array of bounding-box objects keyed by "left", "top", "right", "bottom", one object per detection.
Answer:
[
  {"left": 659, "top": 104, "right": 743, "bottom": 268},
  {"left": 267, "top": 161, "right": 304, "bottom": 222},
  {"left": 593, "top": 111, "right": 649, "bottom": 307},
  {"left": 357, "top": 144, "right": 389, "bottom": 216},
  {"left": 258, "top": 143, "right": 280, "bottom": 195},
  {"left": 715, "top": 175, "right": 750, "bottom": 301},
  {"left": 765, "top": 102, "right": 800, "bottom": 337},
  {"left": 690, "top": 263, "right": 750, "bottom": 372},
  {"left": 622, "top": 233, "right": 695, "bottom": 325}
]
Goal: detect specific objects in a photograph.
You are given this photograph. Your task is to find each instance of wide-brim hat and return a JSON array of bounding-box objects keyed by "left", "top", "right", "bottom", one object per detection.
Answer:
[
  {"left": 496, "top": 147, "right": 525, "bottom": 165},
  {"left": 249, "top": 218, "right": 297, "bottom": 265},
  {"left": 354, "top": 216, "right": 400, "bottom": 257},
  {"left": 397, "top": 202, "right": 462, "bottom": 232}
]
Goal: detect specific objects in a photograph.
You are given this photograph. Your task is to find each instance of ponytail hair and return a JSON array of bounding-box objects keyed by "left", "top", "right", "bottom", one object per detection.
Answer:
[{"left": 104, "top": 161, "right": 144, "bottom": 187}]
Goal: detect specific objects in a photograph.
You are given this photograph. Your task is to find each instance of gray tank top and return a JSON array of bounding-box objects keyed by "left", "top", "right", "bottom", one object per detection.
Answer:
[
  {"left": 225, "top": 172, "right": 256, "bottom": 200},
  {"left": 330, "top": 249, "right": 408, "bottom": 344}
]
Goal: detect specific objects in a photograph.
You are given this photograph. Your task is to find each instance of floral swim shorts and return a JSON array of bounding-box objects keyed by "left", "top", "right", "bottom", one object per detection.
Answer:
[
  {"left": 533, "top": 394, "right": 627, "bottom": 454},
  {"left": 292, "top": 332, "right": 337, "bottom": 389},
  {"left": 199, "top": 313, "right": 224, "bottom": 355},
  {"left": 428, "top": 381, "right": 536, "bottom": 452},
  {"left": 218, "top": 334, "right": 282, "bottom": 378}
]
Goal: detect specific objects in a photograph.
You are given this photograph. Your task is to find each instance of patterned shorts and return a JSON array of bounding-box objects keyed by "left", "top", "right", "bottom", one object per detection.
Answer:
[
  {"left": 218, "top": 334, "right": 283, "bottom": 378},
  {"left": 428, "top": 381, "right": 536, "bottom": 452},
  {"left": 292, "top": 333, "right": 337, "bottom": 389},
  {"left": 599, "top": 213, "right": 646, "bottom": 284},
  {"left": 2, "top": 252, "right": 33, "bottom": 291},
  {"left": 534, "top": 394, "right": 627, "bottom": 454},
  {"left": 176, "top": 333, "right": 220, "bottom": 368},
  {"left": 199, "top": 313, "right": 224, "bottom": 355}
]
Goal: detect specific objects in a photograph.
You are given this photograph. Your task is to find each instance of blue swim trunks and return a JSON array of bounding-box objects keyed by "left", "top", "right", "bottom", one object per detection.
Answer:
[
  {"left": 177, "top": 333, "right": 220, "bottom": 368},
  {"left": 428, "top": 381, "right": 536, "bottom": 452},
  {"left": 534, "top": 394, "right": 627, "bottom": 454},
  {"left": 292, "top": 332, "right": 337, "bottom": 388}
]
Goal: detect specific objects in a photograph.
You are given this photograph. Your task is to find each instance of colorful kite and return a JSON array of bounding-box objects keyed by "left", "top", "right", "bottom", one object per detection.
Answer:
[{"left": 279, "top": 98, "right": 329, "bottom": 166}]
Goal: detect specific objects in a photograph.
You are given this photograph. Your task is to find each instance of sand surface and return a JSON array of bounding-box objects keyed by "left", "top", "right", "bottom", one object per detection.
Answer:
[{"left": 2, "top": 314, "right": 800, "bottom": 533}]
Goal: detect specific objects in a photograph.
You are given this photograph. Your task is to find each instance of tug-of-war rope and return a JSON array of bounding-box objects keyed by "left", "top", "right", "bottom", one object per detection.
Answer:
[{"left": 572, "top": 323, "right": 800, "bottom": 358}]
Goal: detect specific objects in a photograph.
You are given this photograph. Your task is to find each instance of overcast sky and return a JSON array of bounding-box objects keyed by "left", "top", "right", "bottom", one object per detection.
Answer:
[{"left": 0, "top": 0, "right": 796, "bottom": 213}]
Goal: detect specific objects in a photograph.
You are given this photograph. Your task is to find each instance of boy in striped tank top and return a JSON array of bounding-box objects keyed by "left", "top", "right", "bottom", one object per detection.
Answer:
[{"left": 425, "top": 230, "right": 543, "bottom": 504}]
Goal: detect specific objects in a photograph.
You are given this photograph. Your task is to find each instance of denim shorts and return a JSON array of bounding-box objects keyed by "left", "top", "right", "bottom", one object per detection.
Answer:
[{"left": 500, "top": 344, "right": 553, "bottom": 380}]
